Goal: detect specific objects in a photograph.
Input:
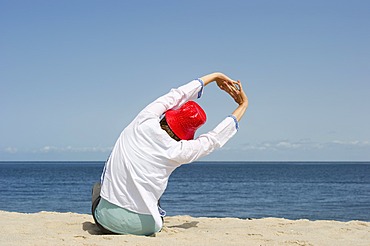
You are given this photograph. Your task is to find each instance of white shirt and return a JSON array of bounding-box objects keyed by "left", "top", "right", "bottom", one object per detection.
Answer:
[{"left": 100, "top": 79, "right": 238, "bottom": 229}]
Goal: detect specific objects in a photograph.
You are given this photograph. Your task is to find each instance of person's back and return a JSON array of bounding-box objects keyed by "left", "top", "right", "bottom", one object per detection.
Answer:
[{"left": 92, "top": 72, "right": 248, "bottom": 235}]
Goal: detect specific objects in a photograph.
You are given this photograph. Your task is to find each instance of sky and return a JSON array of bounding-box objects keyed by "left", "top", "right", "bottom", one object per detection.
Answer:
[{"left": 1, "top": 0, "right": 369, "bottom": 161}]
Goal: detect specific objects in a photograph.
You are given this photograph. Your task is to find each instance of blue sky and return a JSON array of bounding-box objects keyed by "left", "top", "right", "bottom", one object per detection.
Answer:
[{"left": 1, "top": 0, "right": 369, "bottom": 161}]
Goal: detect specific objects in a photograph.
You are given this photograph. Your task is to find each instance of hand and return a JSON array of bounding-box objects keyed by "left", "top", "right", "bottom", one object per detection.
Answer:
[
  {"left": 230, "top": 81, "right": 249, "bottom": 122},
  {"left": 200, "top": 72, "right": 246, "bottom": 105},
  {"left": 217, "top": 79, "right": 244, "bottom": 105},
  {"left": 233, "top": 81, "right": 248, "bottom": 107}
]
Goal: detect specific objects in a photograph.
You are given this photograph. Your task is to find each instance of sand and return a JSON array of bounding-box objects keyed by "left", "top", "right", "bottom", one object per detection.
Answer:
[{"left": 0, "top": 210, "right": 369, "bottom": 246}]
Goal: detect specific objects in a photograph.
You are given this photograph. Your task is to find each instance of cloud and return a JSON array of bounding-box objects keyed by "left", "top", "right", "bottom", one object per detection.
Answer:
[
  {"left": 40, "top": 146, "right": 58, "bottom": 153},
  {"left": 4, "top": 147, "right": 18, "bottom": 154},
  {"left": 330, "top": 140, "right": 370, "bottom": 146},
  {"left": 239, "top": 139, "right": 370, "bottom": 152},
  {"left": 3, "top": 140, "right": 370, "bottom": 162},
  {"left": 275, "top": 141, "right": 301, "bottom": 149},
  {"left": 37, "top": 146, "right": 112, "bottom": 153},
  {"left": 1, "top": 146, "right": 112, "bottom": 155},
  {"left": 240, "top": 139, "right": 306, "bottom": 151},
  {"left": 5, "top": 140, "right": 370, "bottom": 156}
]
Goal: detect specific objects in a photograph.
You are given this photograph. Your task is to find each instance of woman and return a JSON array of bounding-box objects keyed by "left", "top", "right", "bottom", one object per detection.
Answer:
[{"left": 92, "top": 72, "right": 249, "bottom": 235}]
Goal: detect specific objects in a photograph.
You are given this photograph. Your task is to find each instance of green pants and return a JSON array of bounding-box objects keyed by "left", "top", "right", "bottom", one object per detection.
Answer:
[{"left": 91, "top": 183, "right": 160, "bottom": 236}]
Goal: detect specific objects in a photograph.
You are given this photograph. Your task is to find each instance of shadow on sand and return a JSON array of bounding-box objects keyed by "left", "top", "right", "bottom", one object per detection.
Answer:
[
  {"left": 167, "top": 221, "right": 199, "bottom": 229},
  {"left": 82, "top": 222, "right": 104, "bottom": 235}
]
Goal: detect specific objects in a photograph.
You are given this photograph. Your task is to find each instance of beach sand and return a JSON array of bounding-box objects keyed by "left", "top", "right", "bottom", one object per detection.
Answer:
[{"left": 1, "top": 210, "right": 369, "bottom": 246}]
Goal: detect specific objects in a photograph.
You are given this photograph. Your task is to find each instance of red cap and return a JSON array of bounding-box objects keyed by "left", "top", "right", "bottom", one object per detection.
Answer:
[{"left": 165, "top": 101, "right": 207, "bottom": 140}]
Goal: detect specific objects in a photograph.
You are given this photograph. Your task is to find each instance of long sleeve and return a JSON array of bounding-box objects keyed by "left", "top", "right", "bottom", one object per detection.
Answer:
[
  {"left": 169, "top": 116, "right": 238, "bottom": 164},
  {"left": 140, "top": 79, "right": 204, "bottom": 118}
]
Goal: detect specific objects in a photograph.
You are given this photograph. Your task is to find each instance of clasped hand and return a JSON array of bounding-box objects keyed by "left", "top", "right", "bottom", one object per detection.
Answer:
[{"left": 216, "top": 78, "right": 248, "bottom": 107}]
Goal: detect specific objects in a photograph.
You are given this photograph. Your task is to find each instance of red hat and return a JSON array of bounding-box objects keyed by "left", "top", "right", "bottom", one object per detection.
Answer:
[{"left": 165, "top": 101, "right": 207, "bottom": 140}]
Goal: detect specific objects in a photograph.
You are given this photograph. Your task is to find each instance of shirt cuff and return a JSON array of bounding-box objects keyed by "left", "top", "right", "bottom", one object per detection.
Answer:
[
  {"left": 227, "top": 115, "right": 239, "bottom": 130},
  {"left": 197, "top": 78, "right": 204, "bottom": 99}
]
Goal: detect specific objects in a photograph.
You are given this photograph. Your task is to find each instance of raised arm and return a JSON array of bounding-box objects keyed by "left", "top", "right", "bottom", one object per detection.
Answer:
[
  {"left": 231, "top": 81, "right": 248, "bottom": 121},
  {"left": 200, "top": 72, "right": 237, "bottom": 86},
  {"left": 201, "top": 72, "right": 242, "bottom": 104},
  {"left": 200, "top": 72, "right": 248, "bottom": 122}
]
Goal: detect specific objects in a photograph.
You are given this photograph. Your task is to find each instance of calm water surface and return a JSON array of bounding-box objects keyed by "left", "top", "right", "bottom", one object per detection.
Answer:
[{"left": 0, "top": 161, "right": 369, "bottom": 221}]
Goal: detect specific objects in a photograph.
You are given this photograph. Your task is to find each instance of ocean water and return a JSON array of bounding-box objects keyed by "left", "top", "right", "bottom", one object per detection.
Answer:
[{"left": 0, "top": 162, "right": 369, "bottom": 222}]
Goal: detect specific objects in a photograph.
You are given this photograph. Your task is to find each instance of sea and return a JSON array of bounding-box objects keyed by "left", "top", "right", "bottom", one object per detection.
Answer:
[{"left": 0, "top": 161, "right": 369, "bottom": 222}]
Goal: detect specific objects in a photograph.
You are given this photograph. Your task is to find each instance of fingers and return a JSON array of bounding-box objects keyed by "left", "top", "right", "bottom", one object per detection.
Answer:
[
  {"left": 230, "top": 81, "right": 245, "bottom": 105},
  {"left": 225, "top": 83, "right": 238, "bottom": 98},
  {"left": 235, "top": 81, "right": 248, "bottom": 106},
  {"left": 216, "top": 79, "right": 245, "bottom": 105},
  {"left": 224, "top": 80, "right": 238, "bottom": 93},
  {"left": 220, "top": 81, "right": 239, "bottom": 99},
  {"left": 233, "top": 80, "right": 242, "bottom": 90}
]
